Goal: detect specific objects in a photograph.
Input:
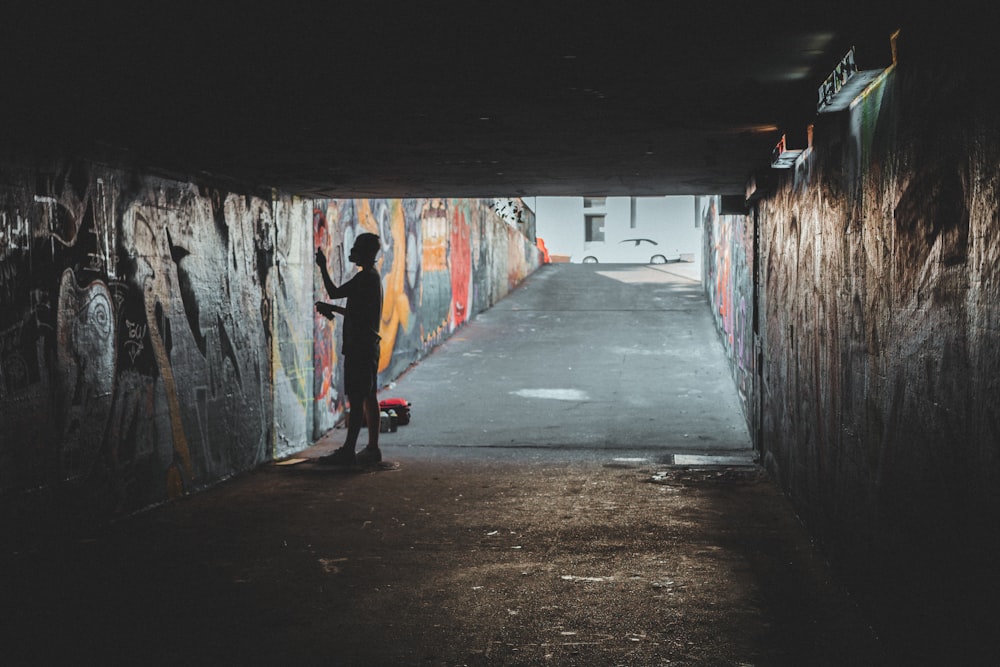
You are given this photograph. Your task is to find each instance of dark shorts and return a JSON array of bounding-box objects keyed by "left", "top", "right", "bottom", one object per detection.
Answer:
[{"left": 344, "top": 352, "right": 378, "bottom": 399}]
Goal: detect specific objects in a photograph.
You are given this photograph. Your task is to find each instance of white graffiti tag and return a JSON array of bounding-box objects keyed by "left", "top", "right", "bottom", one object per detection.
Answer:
[{"left": 124, "top": 319, "right": 146, "bottom": 364}]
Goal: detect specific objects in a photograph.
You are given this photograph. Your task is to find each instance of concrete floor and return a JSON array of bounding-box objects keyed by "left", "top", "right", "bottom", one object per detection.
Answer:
[
  {"left": 6, "top": 459, "right": 889, "bottom": 666},
  {"left": 1, "top": 263, "right": 938, "bottom": 664},
  {"left": 347, "top": 261, "right": 752, "bottom": 465}
]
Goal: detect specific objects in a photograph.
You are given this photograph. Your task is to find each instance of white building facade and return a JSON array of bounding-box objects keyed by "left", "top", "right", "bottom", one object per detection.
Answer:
[{"left": 525, "top": 196, "right": 701, "bottom": 265}]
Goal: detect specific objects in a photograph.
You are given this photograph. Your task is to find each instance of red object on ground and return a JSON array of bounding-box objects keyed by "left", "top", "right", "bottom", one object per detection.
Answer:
[{"left": 379, "top": 398, "right": 411, "bottom": 425}]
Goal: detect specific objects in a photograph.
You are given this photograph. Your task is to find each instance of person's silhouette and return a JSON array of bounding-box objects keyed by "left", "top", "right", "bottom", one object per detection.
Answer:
[{"left": 315, "top": 233, "right": 384, "bottom": 465}]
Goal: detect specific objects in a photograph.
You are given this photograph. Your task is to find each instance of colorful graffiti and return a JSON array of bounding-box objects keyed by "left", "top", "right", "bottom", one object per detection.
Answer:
[
  {"left": 312, "top": 202, "right": 347, "bottom": 435},
  {"left": 1, "top": 159, "right": 541, "bottom": 521},
  {"left": 702, "top": 195, "right": 754, "bottom": 415},
  {"left": 449, "top": 204, "right": 472, "bottom": 329},
  {"left": 311, "top": 198, "right": 540, "bottom": 436}
]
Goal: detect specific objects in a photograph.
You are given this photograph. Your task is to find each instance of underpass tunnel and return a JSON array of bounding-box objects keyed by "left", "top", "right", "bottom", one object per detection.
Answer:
[{"left": 1, "top": 11, "right": 997, "bottom": 663}]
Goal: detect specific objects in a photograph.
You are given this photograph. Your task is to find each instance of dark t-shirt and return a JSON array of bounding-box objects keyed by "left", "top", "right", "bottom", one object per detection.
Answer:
[{"left": 327, "top": 268, "right": 383, "bottom": 358}]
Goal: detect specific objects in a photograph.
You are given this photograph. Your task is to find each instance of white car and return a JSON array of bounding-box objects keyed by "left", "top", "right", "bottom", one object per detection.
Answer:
[{"left": 574, "top": 238, "right": 677, "bottom": 264}]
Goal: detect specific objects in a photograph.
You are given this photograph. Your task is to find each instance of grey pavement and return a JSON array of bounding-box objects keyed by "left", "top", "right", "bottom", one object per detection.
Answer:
[{"left": 314, "top": 262, "right": 752, "bottom": 465}]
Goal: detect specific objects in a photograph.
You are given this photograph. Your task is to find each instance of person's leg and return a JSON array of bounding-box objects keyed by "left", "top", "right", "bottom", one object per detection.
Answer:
[
  {"left": 356, "top": 353, "right": 382, "bottom": 463},
  {"left": 342, "top": 353, "right": 367, "bottom": 454},
  {"left": 362, "top": 391, "right": 380, "bottom": 450},
  {"left": 319, "top": 356, "right": 364, "bottom": 465},
  {"left": 355, "top": 390, "right": 382, "bottom": 466},
  {"left": 343, "top": 393, "right": 363, "bottom": 452}
]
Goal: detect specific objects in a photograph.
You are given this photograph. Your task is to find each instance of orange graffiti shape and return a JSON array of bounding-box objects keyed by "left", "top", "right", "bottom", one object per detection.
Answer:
[{"left": 449, "top": 203, "right": 471, "bottom": 328}]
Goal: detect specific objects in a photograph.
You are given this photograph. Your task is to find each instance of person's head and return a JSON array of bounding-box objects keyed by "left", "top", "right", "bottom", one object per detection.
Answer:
[{"left": 349, "top": 233, "right": 380, "bottom": 267}]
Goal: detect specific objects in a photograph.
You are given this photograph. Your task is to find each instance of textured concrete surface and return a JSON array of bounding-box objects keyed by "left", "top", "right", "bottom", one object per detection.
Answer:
[
  {"left": 3, "top": 4, "right": 927, "bottom": 198},
  {"left": 362, "top": 262, "right": 751, "bottom": 462},
  {"left": 6, "top": 459, "right": 888, "bottom": 666}
]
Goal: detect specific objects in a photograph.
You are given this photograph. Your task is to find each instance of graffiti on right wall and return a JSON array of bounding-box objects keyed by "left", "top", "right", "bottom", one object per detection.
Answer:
[{"left": 702, "top": 195, "right": 755, "bottom": 421}]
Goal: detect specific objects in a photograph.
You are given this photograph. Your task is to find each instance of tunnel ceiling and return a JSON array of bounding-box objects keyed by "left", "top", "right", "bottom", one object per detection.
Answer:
[{"left": 4, "top": 3, "right": 909, "bottom": 198}]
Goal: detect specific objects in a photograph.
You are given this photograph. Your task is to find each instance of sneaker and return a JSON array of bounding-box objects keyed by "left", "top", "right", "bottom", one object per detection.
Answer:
[
  {"left": 317, "top": 447, "right": 356, "bottom": 466},
  {"left": 356, "top": 447, "right": 382, "bottom": 466}
]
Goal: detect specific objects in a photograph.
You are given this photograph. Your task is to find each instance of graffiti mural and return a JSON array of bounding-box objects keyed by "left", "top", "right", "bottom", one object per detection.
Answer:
[
  {"left": 312, "top": 201, "right": 348, "bottom": 435},
  {"left": 1, "top": 159, "right": 541, "bottom": 521},
  {"left": 271, "top": 195, "right": 314, "bottom": 459},
  {"left": 449, "top": 202, "right": 472, "bottom": 329},
  {"left": 312, "top": 198, "right": 540, "bottom": 437},
  {"left": 702, "top": 195, "right": 755, "bottom": 418},
  {"left": 0, "top": 161, "right": 274, "bottom": 516},
  {"left": 419, "top": 199, "right": 452, "bottom": 347}
]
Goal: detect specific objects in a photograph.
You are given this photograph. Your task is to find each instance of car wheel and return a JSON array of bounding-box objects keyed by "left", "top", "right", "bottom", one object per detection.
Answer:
[
  {"left": 650, "top": 255, "right": 667, "bottom": 264},
  {"left": 582, "top": 256, "right": 598, "bottom": 263}
]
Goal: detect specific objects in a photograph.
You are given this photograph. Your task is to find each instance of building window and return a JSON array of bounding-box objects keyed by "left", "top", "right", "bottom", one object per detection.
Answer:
[
  {"left": 583, "top": 197, "right": 606, "bottom": 209},
  {"left": 585, "top": 214, "right": 605, "bottom": 242}
]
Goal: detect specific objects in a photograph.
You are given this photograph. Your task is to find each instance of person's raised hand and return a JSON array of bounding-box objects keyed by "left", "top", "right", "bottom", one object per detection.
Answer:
[
  {"left": 315, "top": 248, "right": 327, "bottom": 269},
  {"left": 315, "top": 301, "right": 334, "bottom": 319}
]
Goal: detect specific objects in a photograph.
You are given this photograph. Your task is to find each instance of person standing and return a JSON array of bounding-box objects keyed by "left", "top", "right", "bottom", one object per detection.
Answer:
[{"left": 315, "top": 233, "right": 384, "bottom": 465}]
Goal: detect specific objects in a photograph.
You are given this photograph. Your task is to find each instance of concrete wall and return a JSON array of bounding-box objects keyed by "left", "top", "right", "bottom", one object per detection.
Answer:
[
  {"left": 272, "top": 195, "right": 315, "bottom": 459},
  {"left": 1, "top": 164, "right": 540, "bottom": 522},
  {"left": 491, "top": 198, "right": 537, "bottom": 242},
  {"left": 711, "top": 30, "right": 999, "bottom": 641},
  {"left": 701, "top": 195, "right": 756, "bottom": 428},
  {"left": 525, "top": 197, "right": 581, "bottom": 259},
  {"left": 0, "top": 161, "right": 275, "bottom": 520}
]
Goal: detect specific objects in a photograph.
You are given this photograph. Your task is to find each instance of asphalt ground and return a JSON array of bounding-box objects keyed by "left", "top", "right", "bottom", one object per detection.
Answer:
[
  {"left": 334, "top": 261, "right": 753, "bottom": 465},
  {"left": 5, "top": 263, "right": 917, "bottom": 665}
]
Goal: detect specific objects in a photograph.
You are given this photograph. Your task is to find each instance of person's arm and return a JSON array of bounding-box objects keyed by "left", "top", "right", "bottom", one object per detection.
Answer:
[
  {"left": 315, "top": 302, "right": 347, "bottom": 320},
  {"left": 315, "top": 248, "right": 339, "bottom": 298},
  {"left": 316, "top": 249, "right": 359, "bottom": 299}
]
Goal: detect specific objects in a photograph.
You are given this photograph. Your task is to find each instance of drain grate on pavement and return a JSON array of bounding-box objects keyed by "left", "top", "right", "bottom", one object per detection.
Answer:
[{"left": 671, "top": 454, "right": 756, "bottom": 466}]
